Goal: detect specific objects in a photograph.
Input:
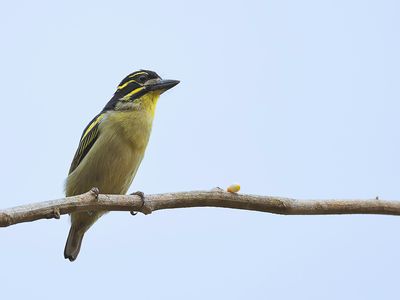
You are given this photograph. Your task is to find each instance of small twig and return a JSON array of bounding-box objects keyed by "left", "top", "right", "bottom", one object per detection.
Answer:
[{"left": 0, "top": 189, "right": 399, "bottom": 228}]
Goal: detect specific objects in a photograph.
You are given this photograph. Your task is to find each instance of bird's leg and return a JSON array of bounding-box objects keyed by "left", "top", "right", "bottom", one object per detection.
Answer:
[{"left": 130, "top": 191, "right": 145, "bottom": 216}]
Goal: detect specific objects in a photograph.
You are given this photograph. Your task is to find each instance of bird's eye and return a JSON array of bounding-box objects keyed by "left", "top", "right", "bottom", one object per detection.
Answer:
[{"left": 138, "top": 75, "right": 147, "bottom": 83}]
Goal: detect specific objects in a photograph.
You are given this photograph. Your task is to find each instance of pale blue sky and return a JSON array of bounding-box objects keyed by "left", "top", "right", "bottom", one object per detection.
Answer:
[{"left": 0, "top": 0, "right": 399, "bottom": 299}]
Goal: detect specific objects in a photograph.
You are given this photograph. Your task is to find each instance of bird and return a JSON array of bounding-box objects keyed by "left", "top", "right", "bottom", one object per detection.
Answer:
[{"left": 64, "top": 70, "right": 179, "bottom": 261}]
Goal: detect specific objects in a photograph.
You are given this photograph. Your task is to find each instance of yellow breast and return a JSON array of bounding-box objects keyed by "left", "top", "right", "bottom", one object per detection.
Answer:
[{"left": 65, "top": 92, "right": 160, "bottom": 196}]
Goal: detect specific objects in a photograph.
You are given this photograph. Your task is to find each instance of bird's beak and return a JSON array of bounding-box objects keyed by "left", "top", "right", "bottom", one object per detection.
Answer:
[{"left": 146, "top": 79, "right": 180, "bottom": 94}]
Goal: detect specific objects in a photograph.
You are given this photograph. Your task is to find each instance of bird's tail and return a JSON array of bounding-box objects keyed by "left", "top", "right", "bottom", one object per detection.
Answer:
[{"left": 64, "top": 226, "right": 85, "bottom": 262}]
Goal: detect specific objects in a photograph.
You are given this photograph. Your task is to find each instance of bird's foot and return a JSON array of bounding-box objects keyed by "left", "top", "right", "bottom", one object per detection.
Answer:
[
  {"left": 130, "top": 191, "right": 145, "bottom": 216},
  {"left": 90, "top": 187, "right": 100, "bottom": 200}
]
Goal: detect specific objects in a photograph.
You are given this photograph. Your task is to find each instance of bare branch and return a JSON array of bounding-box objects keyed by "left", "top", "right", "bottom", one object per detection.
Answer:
[{"left": 0, "top": 189, "right": 399, "bottom": 227}]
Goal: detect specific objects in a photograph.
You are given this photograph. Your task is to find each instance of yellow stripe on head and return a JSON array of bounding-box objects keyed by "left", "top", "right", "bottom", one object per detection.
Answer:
[
  {"left": 128, "top": 71, "right": 148, "bottom": 78},
  {"left": 82, "top": 114, "right": 105, "bottom": 139},
  {"left": 123, "top": 86, "right": 146, "bottom": 100},
  {"left": 117, "top": 80, "right": 137, "bottom": 90}
]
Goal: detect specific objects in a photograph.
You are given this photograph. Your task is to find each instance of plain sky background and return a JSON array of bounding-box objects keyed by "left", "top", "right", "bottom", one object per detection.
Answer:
[{"left": 0, "top": 0, "right": 399, "bottom": 299}]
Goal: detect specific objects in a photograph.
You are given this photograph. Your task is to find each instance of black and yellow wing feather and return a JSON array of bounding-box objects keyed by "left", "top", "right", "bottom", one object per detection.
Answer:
[{"left": 68, "top": 113, "right": 105, "bottom": 174}]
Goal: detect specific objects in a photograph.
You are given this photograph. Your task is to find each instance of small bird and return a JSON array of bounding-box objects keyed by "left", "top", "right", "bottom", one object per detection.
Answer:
[{"left": 64, "top": 70, "right": 179, "bottom": 261}]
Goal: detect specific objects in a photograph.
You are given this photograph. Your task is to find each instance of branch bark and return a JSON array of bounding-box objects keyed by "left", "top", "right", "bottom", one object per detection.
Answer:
[{"left": 0, "top": 189, "right": 398, "bottom": 227}]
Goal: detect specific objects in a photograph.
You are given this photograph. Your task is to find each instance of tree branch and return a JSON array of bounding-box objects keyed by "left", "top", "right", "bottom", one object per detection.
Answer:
[{"left": 0, "top": 188, "right": 398, "bottom": 227}]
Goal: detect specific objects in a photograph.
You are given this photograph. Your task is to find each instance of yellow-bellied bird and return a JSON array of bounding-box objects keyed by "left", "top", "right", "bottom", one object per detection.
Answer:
[{"left": 64, "top": 70, "right": 179, "bottom": 261}]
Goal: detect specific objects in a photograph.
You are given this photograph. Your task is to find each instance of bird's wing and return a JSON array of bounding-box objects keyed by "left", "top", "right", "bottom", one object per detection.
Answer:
[{"left": 68, "top": 113, "right": 105, "bottom": 174}]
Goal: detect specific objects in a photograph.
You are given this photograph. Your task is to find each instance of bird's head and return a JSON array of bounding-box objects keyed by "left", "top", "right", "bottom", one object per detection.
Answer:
[{"left": 103, "top": 70, "right": 179, "bottom": 112}]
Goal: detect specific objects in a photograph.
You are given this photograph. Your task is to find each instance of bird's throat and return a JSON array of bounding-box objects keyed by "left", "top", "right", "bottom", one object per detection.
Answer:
[{"left": 139, "top": 91, "right": 160, "bottom": 118}]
